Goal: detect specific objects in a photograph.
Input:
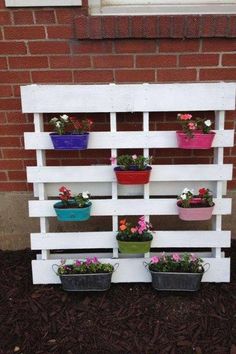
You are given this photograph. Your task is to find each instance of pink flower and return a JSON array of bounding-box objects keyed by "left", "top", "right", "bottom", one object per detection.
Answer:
[
  {"left": 75, "top": 260, "right": 81, "bottom": 266},
  {"left": 172, "top": 253, "right": 181, "bottom": 262},
  {"left": 151, "top": 256, "right": 160, "bottom": 264},
  {"left": 110, "top": 157, "right": 116, "bottom": 164},
  {"left": 85, "top": 257, "right": 92, "bottom": 265},
  {"left": 131, "top": 227, "right": 137, "bottom": 233},
  {"left": 179, "top": 113, "right": 192, "bottom": 121},
  {"left": 188, "top": 122, "right": 196, "bottom": 130},
  {"left": 132, "top": 154, "right": 137, "bottom": 160},
  {"left": 92, "top": 257, "right": 99, "bottom": 264},
  {"left": 190, "top": 253, "right": 197, "bottom": 262}
]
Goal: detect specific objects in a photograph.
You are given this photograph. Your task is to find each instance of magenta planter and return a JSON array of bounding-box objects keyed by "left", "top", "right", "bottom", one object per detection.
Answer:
[
  {"left": 176, "top": 131, "right": 215, "bottom": 149},
  {"left": 177, "top": 199, "right": 214, "bottom": 221}
]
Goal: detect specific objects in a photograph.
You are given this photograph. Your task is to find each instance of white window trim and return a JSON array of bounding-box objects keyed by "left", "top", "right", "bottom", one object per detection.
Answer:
[
  {"left": 5, "top": 0, "right": 82, "bottom": 7},
  {"left": 89, "top": 0, "right": 236, "bottom": 15}
]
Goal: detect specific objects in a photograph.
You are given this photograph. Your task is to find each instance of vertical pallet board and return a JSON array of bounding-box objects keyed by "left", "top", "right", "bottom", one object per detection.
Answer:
[{"left": 21, "top": 83, "right": 235, "bottom": 284}]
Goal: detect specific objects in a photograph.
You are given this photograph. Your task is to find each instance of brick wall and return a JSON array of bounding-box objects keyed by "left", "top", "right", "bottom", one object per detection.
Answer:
[{"left": 0, "top": 1, "right": 235, "bottom": 191}]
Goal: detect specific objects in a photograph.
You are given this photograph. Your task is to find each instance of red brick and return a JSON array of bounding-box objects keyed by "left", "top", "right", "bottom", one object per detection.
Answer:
[
  {"left": 159, "top": 16, "right": 172, "bottom": 37},
  {"left": 179, "top": 54, "right": 219, "bottom": 67},
  {"left": 157, "top": 69, "right": 196, "bottom": 82},
  {"left": 72, "top": 40, "right": 113, "bottom": 54},
  {"left": 115, "top": 39, "right": 156, "bottom": 53},
  {"left": 0, "top": 124, "right": 33, "bottom": 135},
  {"left": 74, "top": 70, "right": 113, "bottom": 83},
  {"left": 222, "top": 54, "right": 236, "bottom": 66},
  {"left": 35, "top": 10, "right": 56, "bottom": 24},
  {"left": 0, "top": 85, "right": 12, "bottom": 97},
  {"left": 55, "top": 8, "right": 76, "bottom": 24},
  {"left": 9, "top": 56, "right": 48, "bottom": 69},
  {"left": 102, "top": 16, "right": 116, "bottom": 38},
  {"left": 0, "top": 112, "right": 6, "bottom": 123},
  {"left": 93, "top": 55, "right": 133, "bottom": 68},
  {"left": 0, "top": 98, "right": 21, "bottom": 110},
  {"left": 143, "top": 16, "right": 157, "bottom": 38},
  {"left": 0, "top": 57, "right": 7, "bottom": 69},
  {"left": 200, "top": 68, "right": 236, "bottom": 81},
  {"left": 13, "top": 10, "right": 34, "bottom": 24},
  {"left": 50, "top": 55, "right": 91, "bottom": 69},
  {"left": 0, "top": 137, "right": 21, "bottom": 147},
  {"left": 229, "top": 16, "right": 236, "bottom": 37},
  {"left": 173, "top": 157, "right": 210, "bottom": 164},
  {"left": 0, "top": 160, "right": 23, "bottom": 170},
  {"left": 185, "top": 16, "right": 200, "bottom": 38},
  {"left": 130, "top": 16, "right": 144, "bottom": 38},
  {"left": 0, "top": 172, "right": 7, "bottom": 181},
  {"left": 4, "top": 26, "right": 45, "bottom": 40},
  {"left": 117, "top": 16, "right": 130, "bottom": 38},
  {"left": 136, "top": 55, "right": 176, "bottom": 68},
  {"left": 214, "top": 15, "right": 229, "bottom": 37},
  {"left": 74, "top": 16, "right": 89, "bottom": 38},
  {"left": 0, "top": 42, "right": 27, "bottom": 54},
  {"left": 0, "top": 71, "right": 30, "bottom": 84},
  {"left": 202, "top": 39, "right": 236, "bottom": 52},
  {"left": 115, "top": 70, "right": 155, "bottom": 83},
  {"left": 32, "top": 70, "right": 72, "bottom": 83},
  {"left": 201, "top": 15, "right": 215, "bottom": 37},
  {"left": 0, "top": 10, "right": 11, "bottom": 25},
  {"left": 172, "top": 16, "right": 185, "bottom": 38},
  {"left": 89, "top": 16, "right": 102, "bottom": 39},
  {"left": 8, "top": 170, "right": 27, "bottom": 181},
  {"left": 7, "top": 112, "right": 28, "bottom": 123},
  {"left": 47, "top": 25, "right": 73, "bottom": 39},
  {"left": 0, "top": 182, "right": 28, "bottom": 191},
  {"left": 29, "top": 41, "right": 70, "bottom": 54},
  {"left": 159, "top": 39, "right": 200, "bottom": 53}
]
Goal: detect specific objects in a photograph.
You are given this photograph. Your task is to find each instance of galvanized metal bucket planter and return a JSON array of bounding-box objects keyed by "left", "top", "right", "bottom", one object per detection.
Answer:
[
  {"left": 50, "top": 132, "right": 89, "bottom": 150},
  {"left": 150, "top": 271, "right": 204, "bottom": 292},
  {"left": 59, "top": 272, "right": 113, "bottom": 292},
  {"left": 118, "top": 240, "right": 151, "bottom": 254}
]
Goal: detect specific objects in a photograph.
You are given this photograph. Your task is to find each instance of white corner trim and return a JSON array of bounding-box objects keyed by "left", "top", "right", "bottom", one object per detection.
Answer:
[{"left": 5, "top": 0, "right": 82, "bottom": 7}]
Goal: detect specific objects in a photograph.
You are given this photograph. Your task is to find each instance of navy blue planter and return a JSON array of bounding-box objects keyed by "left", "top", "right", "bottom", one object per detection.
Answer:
[{"left": 50, "top": 133, "right": 89, "bottom": 150}]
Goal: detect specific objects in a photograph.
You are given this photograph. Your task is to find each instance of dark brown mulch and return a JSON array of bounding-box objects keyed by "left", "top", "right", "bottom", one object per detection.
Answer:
[{"left": 0, "top": 244, "right": 235, "bottom": 354}]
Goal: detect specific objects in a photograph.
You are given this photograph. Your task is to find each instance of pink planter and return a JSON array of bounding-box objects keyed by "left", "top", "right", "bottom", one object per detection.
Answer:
[
  {"left": 177, "top": 199, "right": 214, "bottom": 221},
  {"left": 176, "top": 131, "right": 215, "bottom": 149}
]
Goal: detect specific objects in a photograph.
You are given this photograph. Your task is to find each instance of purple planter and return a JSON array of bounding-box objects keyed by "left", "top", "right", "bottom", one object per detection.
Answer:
[
  {"left": 50, "top": 133, "right": 89, "bottom": 150},
  {"left": 177, "top": 199, "right": 215, "bottom": 221}
]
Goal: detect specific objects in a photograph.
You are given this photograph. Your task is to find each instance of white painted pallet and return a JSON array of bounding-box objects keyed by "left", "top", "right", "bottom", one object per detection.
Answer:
[{"left": 21, "top": 83, "right": 235, "bottom": 284}]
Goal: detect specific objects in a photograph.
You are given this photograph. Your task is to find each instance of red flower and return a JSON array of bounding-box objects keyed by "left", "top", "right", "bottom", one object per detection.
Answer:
[{"left": 199, "top": 188, "right": 207, "bottom": 196}]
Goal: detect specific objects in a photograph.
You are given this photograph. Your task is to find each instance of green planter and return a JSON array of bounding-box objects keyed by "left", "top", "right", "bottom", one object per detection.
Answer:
[{"left": 118, "top": 240, "right": 151, "bottom": 254}]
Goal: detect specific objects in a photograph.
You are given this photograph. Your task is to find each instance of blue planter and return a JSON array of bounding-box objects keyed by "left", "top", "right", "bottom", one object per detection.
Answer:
[
  {"left": 50, "top": 133, "right": 89, "bottom": 150},
  {"left": 54, "top": 201, "right": 92, "bottom": 221}
]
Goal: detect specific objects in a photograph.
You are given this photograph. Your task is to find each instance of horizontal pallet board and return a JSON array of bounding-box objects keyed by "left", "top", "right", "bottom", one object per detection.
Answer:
[
  {"left": 32, "top": 257, "right": 230, "bottom": 284},
  {"left": 27, "top": 164, "right": 233, "bottom": 183},
  {"left": 21, "top": 83, "right": 236, "bottom": 113},
  {"left": 31, "top": 231, "right": 231, "bottom": 250},
  {"left": 28, "top": 198, "right": 231, "bottom": 217},
  {"left": 24, "top": 130, "right": 234, "bottom": 150}
]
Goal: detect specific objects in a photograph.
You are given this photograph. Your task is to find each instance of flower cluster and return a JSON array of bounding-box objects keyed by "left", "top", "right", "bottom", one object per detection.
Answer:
[
  {"left": 112, "top": 154, "right": 152, "bottom": 170},
  {"left": 116, "top": 216, "right": 153, "bottom": 242},
  {"left": 57, "top": 257, "right": 114, "bottom": 275},
  {"left": 58, "top": 186, "right": 90, "bottom": 208},
  {"left": 148, "top": 253, "right": 204, "bottom": 273},
  {"left": 177, "top": 113, "right": 212, "bottom": 138},
  {"left": 49, "top": 114, "right": 93, "bottom": 135},
  {"left": 177, "top": 187, "right": 214, "bottom": 208}
]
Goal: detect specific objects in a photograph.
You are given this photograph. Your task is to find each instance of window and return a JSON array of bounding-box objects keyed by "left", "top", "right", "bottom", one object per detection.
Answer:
[
  {"left": 89, "top": 0, "right": 236, "bottom": 15},
  {"left": 5, "top": 0, "right": 82, "bottom": 7}
]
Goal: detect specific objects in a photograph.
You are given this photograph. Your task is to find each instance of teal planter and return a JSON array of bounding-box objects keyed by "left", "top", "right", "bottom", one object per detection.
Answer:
[{"left": 54, "top": 201, "right": 92, "bottom": 221}]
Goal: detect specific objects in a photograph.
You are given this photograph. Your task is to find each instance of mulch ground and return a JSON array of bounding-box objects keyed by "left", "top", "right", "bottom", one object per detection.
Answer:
[{"left": 0, "top": 244, "right": 235, "bottom": 354}]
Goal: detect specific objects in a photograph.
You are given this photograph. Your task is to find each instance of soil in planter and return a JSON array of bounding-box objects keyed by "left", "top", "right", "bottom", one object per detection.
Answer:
[
  {"left": 0, "top": 243, "right": 235, "bottom": 354},
  {"left": 55, "top": 204, "right": 87, "bottom": 209},
  {"left": 178, "top": 203, "right": 214, "bottom": 208}
]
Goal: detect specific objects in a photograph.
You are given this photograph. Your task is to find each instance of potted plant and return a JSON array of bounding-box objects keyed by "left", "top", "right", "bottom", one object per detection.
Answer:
[
  {"left": 146, "top": 252, "right": 205, "bottom": 291},
  {"left": 176, "top": 113, "right": 215, "bottom": 149},
  {"left": 49, "top": 114, "right": 93, "bottom": 150},
  {"left": 116, "top": 216, "right": 153, "bottom": 253},
  {"left": 112, "top": 154, "right": 152, "bottom": 184},
  {"left": 177, "top": 187, "right": 215, "bottom": 221},
  {"left": 54, "top": 257, "right": 115, "bottom": 291},
  {"left": 53, "top": 186, "right": 92, "bottom": 221}
]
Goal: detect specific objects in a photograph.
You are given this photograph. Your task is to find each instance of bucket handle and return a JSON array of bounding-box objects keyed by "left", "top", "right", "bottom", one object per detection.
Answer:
[
  {"left": 52, "top": 264, "right": 59, "bottom": 275},
  {"left": 143, "top": 261, "right": 149, "bottom": 270},
  {"left": 203, "top": 262, "right": 210, "bottom": 274},
  {"left": 113, "top": 263, "right": 119, "bottom": 272}
]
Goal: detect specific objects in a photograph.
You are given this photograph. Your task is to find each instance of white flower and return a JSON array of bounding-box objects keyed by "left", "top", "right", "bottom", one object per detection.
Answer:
[
  {"left": 60, "top": 114, "right": 69, "bottom": 121},
  {"left": 132, "top": 154, "right": 137, "bottom": 160},
  {"left": 182, "top": 188, "right": 190, "bottom": 194},
  {"left": 51, "top": 117, "right": 58, "bottom": 122},
  {"left": 56, "top": 121, "right": 62, "bottom": 127},
  {"left": 181, "top": 194, "right": 187, "bottom": 200},
  {"left": 82, "top": 191, "right": 89, "bottom": 199},
  {"left": 204, "top": 119, "right": 212, "bottom": 127}
]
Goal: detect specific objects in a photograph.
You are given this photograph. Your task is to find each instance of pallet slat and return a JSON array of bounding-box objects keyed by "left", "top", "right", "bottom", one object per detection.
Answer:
[
  {"left": 21, "top": 83, "right": 236, "bottom": 113},
  {"left": 24, "top": 130, "right": 235, "bottom": 150},
  {"left": 32, "top": 257, "right": 230, "bottom": 284},
  {"left": 28, "top": 198, "right": 232, "bottom": 217},
  {"left": 31, "top": 231, "right": 231, "bottom": 250}
]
